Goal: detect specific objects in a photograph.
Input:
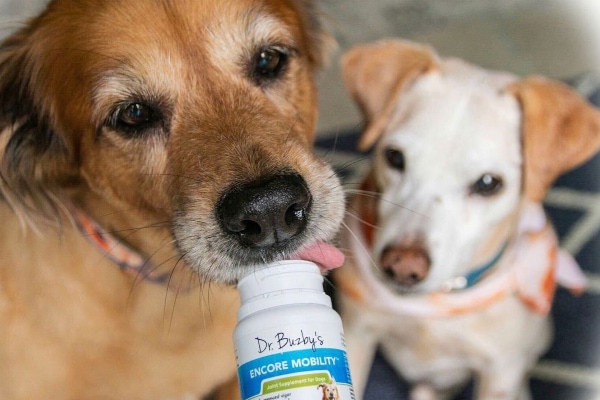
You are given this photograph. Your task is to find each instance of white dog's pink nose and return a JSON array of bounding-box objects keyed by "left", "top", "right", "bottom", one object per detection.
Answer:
[{"left": 380, "top": 245, "right": 430, "bottom": 287}]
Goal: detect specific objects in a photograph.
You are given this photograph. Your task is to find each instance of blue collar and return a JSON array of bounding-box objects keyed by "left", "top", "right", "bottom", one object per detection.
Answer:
[{"left": 442, "top": 241, "right": 509, "bottom": 292}]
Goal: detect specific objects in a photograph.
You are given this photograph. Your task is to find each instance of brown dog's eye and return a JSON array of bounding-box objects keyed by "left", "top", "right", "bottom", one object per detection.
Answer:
[
  {"left": 107, "top": 102, "right": 163, "bottom": 136},
  {"left": 470, "top": 173, "right": 503, "bottom": 197},
  {"left": 251, "top": 47, "right": 289, "bottom": 84},
  {"left": 384, "top": 148, "right": 406, "bottom": 172},
  {"left": 119, "top": 103, "right": 153, "bottom": 127}
]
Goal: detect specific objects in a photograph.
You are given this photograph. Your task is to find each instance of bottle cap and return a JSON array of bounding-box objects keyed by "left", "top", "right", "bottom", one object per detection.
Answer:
[{"left": 237, "top": 260, "right": 331, "bottom": 320}]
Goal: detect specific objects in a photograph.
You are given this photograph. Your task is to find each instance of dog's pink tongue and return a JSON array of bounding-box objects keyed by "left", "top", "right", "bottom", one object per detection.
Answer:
[{"left": 292, "top": 242, "right": 345, "bottom": 273}]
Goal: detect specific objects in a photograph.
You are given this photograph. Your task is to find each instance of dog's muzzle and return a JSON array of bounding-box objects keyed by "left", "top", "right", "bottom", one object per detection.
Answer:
[{"left": 217, "top": 173, "right": 311, "bottom": 249}]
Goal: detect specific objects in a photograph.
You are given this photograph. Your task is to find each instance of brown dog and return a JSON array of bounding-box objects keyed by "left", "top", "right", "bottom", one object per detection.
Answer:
[{"left": 0, "top": 1, "right": 344, "bottom": 399}]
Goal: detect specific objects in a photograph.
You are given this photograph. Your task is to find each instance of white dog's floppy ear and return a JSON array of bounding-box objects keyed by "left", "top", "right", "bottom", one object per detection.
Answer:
[
  {"left": 509, "top": 77, "right": 600, "bottom": 202},
  {"left": 342, "top": 39, "right": 438, "bottom": 151}
]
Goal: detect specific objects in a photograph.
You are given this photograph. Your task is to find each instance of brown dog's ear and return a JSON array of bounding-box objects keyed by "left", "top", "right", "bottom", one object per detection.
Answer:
[
  {"left": 342, "top": 39, "right": 438, "bottom": 151},
  {"left": 509, "top": 76, "right": 600, "bottom": 202},
  {"left": 0, "top": 25, "right": 77, "bottom": 223}
]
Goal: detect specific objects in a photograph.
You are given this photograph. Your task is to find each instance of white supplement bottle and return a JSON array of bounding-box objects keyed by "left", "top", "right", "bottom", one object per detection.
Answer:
[{"left": 234, "top": 260, "right": 355, "bottom": 400}]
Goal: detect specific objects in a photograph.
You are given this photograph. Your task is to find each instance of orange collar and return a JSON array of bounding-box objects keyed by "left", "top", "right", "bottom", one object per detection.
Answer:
[{"left": 71, "top": 206, "right": 170, "bottom": 285}]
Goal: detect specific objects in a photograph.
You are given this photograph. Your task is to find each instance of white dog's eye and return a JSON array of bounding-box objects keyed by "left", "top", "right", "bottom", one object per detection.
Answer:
[
  {"left": 470, "top": 173, "right": 503, "bottom": 197},
  {"left": 384, "top": 147, "right": 406, "bottom": 172}
]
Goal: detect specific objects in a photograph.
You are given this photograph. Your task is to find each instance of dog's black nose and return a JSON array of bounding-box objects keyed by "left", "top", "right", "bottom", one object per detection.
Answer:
[{"left": 217, "top": 174, "right": 311, "bottom": 248}]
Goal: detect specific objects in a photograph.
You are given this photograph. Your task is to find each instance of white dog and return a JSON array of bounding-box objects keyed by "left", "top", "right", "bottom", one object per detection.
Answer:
[{"left": 334, "top": 39, "right": 600, "bottom": 400}]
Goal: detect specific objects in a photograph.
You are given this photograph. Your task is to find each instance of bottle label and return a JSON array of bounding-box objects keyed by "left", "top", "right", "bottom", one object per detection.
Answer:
[{"left": 236, "top": 325, "right": 355, "bottom": 400}]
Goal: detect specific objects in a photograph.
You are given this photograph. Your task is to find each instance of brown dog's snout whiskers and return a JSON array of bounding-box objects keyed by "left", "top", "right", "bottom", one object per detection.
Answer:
[
  {"left": 381, "top": 244, "right": 431, "bottom": 287},
  {"left": 217, "top": 173, "right": 311, "bottom": 248}
]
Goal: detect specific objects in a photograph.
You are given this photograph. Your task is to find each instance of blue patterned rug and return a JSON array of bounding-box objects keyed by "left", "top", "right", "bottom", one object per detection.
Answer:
[{"left": 316, "top": 73, "right": 600, "bottom": 400}]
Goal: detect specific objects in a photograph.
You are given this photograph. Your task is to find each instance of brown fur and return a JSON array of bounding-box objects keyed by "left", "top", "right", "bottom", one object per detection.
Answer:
[
  {"left": 341, "top": 39, "right": 438, "bottom": 151},
  {"left": 509, "top": 77, "right": 600, "bottom": 202},
  {"left": 0, "top": 1, "right": 343, "bottom": 399}
]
